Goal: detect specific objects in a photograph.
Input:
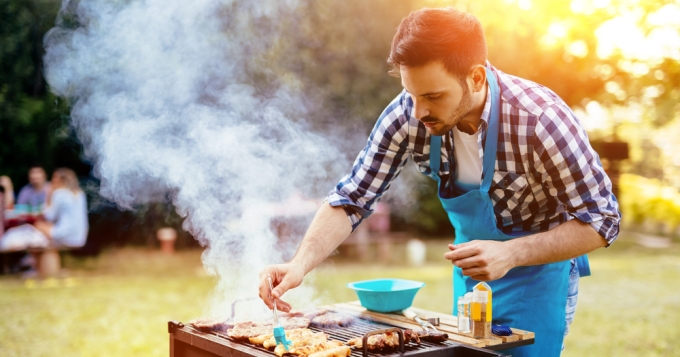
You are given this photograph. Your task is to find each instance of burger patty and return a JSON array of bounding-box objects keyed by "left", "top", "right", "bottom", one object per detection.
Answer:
[
  {"left": 189, "top": 317, "right": 229, "bottom": 333},
  {"left": 310, "top": 312, "right": 355, "bottom": 328}
]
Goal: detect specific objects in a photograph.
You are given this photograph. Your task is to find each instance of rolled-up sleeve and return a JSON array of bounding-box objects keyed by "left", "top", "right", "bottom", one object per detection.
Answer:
[
  {"left": 327, "top": 92, "right": 412, "bottom": 231},
  {"left": 532, "top": 104, "right": 621, "bottom": 245}
]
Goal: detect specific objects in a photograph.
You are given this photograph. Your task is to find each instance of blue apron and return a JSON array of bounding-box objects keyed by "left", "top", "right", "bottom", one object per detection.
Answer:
[{"left": 428, "top": 68, "right": 589, "bottom": 356}]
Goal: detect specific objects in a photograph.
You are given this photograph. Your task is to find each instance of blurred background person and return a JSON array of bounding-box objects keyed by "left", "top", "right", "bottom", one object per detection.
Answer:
[
  {"left": 34, "top": 168, "right": 89, "bottom": 249},
  {"left": 16, "top": 165, "right": 51, "bottom": 210},
  {"left": 0, "top": 175, "right": 15, "bottom": 209},
  {"left": 1, "top": 168, "right": 88, "bottom": 254}
]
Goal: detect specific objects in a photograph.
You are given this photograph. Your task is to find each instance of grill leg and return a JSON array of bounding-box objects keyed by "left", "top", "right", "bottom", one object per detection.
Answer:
[{"left": 170, "top": 334, "right": 175, "bottom": 357}]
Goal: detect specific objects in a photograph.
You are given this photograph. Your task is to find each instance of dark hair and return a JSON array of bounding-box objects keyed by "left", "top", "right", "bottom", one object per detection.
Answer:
[{"left": 388, "top": 7, "right": 487, "bottom": 78}]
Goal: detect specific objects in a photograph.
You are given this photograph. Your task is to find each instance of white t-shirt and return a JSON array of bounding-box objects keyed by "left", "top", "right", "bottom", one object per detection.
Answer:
[
  {"left": 42, "top": 189, "right": 88, "bottom": 247},
  {"left": 452, "top": 126, "right": 482, "bottom": 192}
]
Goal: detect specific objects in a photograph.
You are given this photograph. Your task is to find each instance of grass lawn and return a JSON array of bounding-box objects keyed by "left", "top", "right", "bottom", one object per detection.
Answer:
[{"left": 0, "top": 231, "right": 678, "bottom": 356}]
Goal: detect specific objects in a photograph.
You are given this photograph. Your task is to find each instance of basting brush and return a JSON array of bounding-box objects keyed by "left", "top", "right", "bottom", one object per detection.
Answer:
[{"left": 267, "top": 276, "right": 293, "bottom": 351}]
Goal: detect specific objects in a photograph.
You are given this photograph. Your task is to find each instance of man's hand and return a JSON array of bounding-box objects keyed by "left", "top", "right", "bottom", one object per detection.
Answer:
[
  {"left": 258, "top": 263, "right": 306, "bottom": 312},
  {"left": 444, "top": 241, "right": 516, "bottom": 281}
]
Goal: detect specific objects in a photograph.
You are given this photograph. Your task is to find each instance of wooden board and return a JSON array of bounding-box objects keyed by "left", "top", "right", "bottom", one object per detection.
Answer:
[
  {"left": 332, "top": 303, "right": 486, "bottom": 348},
  {"left": 332, "top": 301, "right": 533, "bottom": 349}
]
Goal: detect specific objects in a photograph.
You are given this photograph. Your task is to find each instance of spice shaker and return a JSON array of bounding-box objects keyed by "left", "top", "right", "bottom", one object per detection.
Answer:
[
  {"left": 457, "top": 294, "right": 470, "bottom": 333},
  {"left": 471, "top": 282, "right": 492, "bottom": 339}
]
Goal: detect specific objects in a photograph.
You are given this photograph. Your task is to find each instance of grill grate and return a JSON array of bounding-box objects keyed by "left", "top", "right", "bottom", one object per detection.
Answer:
[{"left": 215, "top": 318, "right": 456, "bottom": 357}]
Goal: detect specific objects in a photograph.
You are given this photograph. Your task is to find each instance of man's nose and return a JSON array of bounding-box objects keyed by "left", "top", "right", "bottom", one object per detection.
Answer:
[{"left": 413, "top": 99, "right": 429, "bottom": 120}]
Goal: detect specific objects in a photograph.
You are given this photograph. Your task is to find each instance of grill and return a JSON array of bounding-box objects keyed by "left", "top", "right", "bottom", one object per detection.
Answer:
[{"left": 168, "top": 318, "right": 507, "bottom": 357}]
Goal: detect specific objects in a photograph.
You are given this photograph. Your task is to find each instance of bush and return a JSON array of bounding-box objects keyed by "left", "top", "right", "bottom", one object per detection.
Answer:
[{"left": 619, "top": 174, "right": 680, "bottom": 235}]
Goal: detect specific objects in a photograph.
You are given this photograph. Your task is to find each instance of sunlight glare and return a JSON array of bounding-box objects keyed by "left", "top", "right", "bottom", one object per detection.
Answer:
[
  {"left": 595, "top": 14, "right": 645, "bottom": 59},
  {"left": 517, "top": 0, "right": 532, "bottom": 10},
  {"left": 541, "top": 22, "right": 568, "bottom": 48},
  {"left": 570, "top": 0, "right": 588, "bottom": 14},
  {"left": 596, "top": 4, "right": 680, "bottom": 61},
  {"left": 567, "top": 40, "right": 589, "bottom": 58},
  {"left": 570, "top": 0, "right": 614, "bottom": 14},
  {"left": 647, "top": 4, "right": 680, "bottom": 27},
  {"left": 578, "top": 101, "right": 611, "bottom": 132}
]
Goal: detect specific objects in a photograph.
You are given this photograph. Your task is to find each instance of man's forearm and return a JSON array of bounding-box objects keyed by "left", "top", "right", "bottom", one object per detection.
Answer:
[
  {"left": 290, "top": 202, "right": 353, "bottom": 274},
  {"left": 508, "top": 219, "right": 607, "bottom": 267}
]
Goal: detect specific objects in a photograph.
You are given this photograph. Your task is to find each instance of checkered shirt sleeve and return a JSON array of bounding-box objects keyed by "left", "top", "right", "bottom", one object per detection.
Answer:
[{"left": 532, "top": 103, "right": 620, "bottom": 244}]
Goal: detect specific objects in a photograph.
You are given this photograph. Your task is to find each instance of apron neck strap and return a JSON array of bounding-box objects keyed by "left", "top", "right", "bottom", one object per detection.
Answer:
[
  {"left": 429, "top": 135, "right": 442, "bottom": 180},
  {"left": 427, "top": 67, "right": 501, "bottom": 189},
  {"left": 480, "top": 67, "right": 501, "bottom": 192}
]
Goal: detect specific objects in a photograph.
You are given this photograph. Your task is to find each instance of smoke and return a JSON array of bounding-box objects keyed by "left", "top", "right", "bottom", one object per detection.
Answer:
[{"left": 43, "top": 0, "right": 348, "bottom": 318}]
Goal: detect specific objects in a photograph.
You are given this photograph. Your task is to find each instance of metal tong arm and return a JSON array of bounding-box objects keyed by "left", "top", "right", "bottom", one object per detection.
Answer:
[{"left": 402, "top": 308, "right": 438, "bottom": 332}]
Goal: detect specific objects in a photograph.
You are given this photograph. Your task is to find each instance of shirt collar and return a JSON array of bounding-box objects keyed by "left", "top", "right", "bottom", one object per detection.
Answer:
[{"left": 479, "top": 84, "right": 492, "bottom": 129}]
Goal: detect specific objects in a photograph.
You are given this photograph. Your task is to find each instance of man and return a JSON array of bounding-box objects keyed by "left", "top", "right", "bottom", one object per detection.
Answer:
[
  {"left": 17, "top": 165, "right": 51, "bottom": 209},
  {"left": 259, "top": 7, "right": 620, "bottom": 356}
]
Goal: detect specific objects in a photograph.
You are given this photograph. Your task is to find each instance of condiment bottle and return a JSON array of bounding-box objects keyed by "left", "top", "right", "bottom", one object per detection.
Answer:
[
  {"left": 457, "top": 294, "right": 470, "bottom": 333},
  {"left": 471, "top": 282, "right": 492, "bottom": 339}
]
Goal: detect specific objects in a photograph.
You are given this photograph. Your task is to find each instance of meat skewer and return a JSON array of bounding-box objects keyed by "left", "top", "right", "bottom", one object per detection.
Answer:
[
  {"left": 414, "top": 329, "right": 449, "bottom": 343},
  {"left": 347, "top": 329, "right": 419, "bottom": 351}
]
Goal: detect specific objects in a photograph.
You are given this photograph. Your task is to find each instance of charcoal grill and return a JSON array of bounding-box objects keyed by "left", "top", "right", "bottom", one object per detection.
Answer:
[{"left": 168, "top": 317, "right": 508, "bottom": 357}]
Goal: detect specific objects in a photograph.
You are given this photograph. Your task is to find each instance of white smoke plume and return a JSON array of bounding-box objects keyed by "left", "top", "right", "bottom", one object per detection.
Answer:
[{"left": 43, "top": 0, "right": 349, "bottom": 318}]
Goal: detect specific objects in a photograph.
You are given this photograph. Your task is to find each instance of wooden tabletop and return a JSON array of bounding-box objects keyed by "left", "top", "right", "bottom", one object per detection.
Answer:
[{"left": 330, "top": 301, "right": 534, "bottom": 351}]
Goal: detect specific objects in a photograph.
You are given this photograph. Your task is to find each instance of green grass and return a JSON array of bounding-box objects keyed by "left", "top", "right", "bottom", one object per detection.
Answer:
[{"left": 1, "top": 232, "right": 678, "bottom": 356}]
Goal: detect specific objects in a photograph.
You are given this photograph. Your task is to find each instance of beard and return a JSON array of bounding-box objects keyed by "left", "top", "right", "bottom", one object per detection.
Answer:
[{"left": 421, "top": 82, "right": 474, "bottom": 136}]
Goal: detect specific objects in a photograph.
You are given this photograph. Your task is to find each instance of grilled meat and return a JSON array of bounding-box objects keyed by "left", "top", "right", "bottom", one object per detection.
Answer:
[
  {"left": 265, "top": 329, "right": 323, "bottom": 350},
  {"left": 189, "top": 317, "right": 229, "bottom": 333},
  {"left": 303, "top": 308, "right": 331, "bottom": 320},
  {"left": 280, "top": 317, "right": 311, "bottom": 330},
  {"left": 310, "top": 313, "right": 354, "bottom": 328},
  {"left": 281, "top": 310, "right": 306, "bottom": 318},
  {"left": 415, "top": 330, "right": 449, "bottom": 343},
  {"left": 250, "top": 328, "right": 313, "bottom": 348},
  {"left": 249, "top": 328, "right": 336, "bottom": 357},
  {"left": 249, "top": 333, "right": 274, "bottom": 345},
  {"left": 227, "top": 321, "right": 274, "bottom": 340},
  {"left": 284, "top": 340, "right": 345, "bottom": 357},
  {"left": 308, "top": 345, "right": 351, "bottom": 357},
  {"left": 273, "top": 333, "right": 329, "bottom": 356},
  {"left": 226, "top": 317, "right": 310, "bottom": 340},
  {"left": 347, "top": 329, "right": 419, "bottom": 351}
]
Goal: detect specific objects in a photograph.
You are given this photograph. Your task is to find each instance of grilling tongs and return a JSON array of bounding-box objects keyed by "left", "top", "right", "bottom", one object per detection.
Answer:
[
  {"left": 402, "top": 308, "right": 439, "bottom": 332},
  {"left": 267, "top": 276, "right": 293, "bottom": 351}
]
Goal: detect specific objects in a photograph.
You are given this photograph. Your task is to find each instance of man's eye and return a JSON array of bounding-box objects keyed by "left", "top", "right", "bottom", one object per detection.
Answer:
[{"left": 427, "top": 95, "right": 440, "bottom": 100}]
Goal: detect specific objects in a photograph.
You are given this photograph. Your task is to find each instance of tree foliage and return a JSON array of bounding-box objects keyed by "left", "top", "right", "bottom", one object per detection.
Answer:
[{"left": 0, "top": 0, "right": 88, "bottom": 188}]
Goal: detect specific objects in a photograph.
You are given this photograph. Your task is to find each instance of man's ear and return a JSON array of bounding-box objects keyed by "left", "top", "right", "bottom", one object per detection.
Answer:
[{"left": 469, "top": 64, "right": 487, "bottom": 93}]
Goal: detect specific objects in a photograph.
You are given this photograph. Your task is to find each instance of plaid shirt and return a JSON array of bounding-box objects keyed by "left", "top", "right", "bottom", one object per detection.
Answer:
[{"left": 327, "top": 64, "right": 620, "bottom": 245}]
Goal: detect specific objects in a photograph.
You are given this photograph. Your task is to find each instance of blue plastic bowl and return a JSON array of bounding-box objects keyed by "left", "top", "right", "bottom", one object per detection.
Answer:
[{"left": 347, "top": 278, "right": 425, "bottom": 313}]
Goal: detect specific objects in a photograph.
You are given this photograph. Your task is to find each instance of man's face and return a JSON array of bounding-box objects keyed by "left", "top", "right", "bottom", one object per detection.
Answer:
[
  {"left": 28, "top": 168, "right": 47, "bottom": 189},
  {"left": 401, "top": 61, "right": 473, "bottom": 136}
]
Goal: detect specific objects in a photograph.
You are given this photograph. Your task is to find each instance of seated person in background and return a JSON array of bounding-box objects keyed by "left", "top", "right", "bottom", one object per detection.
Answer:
[
  {"left": 0, "top": 175, "right": 15, "bottom": 209},
  {"left": 16, "top": 165, "right": 51, "bottom": 209},
  {"left": 34, "top": 168, "right": 89, "bottom": 248},
  {"left": 1, "top": 168, "right": 88, "bottom": 252}
]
